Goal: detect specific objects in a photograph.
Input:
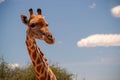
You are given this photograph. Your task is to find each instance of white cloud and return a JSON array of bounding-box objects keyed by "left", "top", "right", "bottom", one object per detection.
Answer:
[
  {"left": 0, "top": 0, "right": 5, "bottom": 3},
  {"left": 88, "top": 3, "right": 96, "bottom": 9},
  {"left": 8, "top": 63, "right": 19, "bottom": 68},
  {"left": 77, "top": 34, "right": 120, "bottom": 47},
  {"left": 111, "top": 5, "right": 120, "bottom": 18}
]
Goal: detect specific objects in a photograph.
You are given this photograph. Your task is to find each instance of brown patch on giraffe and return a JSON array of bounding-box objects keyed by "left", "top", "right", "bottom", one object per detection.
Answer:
[
  {"left": 32, "top": 50, "right": 37, "bottom": 60},
  {"left": 37, "top": 57, "right": 40, "bottom": 64},
  {"left": 36, "top": 64, "right": 42, "bottom": 72},
  {"left": 40, "top": 76, "right": 45, "bottom": 80}
]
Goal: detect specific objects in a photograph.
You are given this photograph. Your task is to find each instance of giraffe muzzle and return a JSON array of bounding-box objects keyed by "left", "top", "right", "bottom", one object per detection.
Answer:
[
  {"left": 44, "top": 33, "right": 55, "bottom": 44},
  {"left": 47, "top": 34, "right": 53, "bottom": 40}
]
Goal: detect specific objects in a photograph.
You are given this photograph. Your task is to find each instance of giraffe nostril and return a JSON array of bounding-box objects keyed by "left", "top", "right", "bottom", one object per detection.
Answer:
[{"left": 47, "top": 34, "right": 52, "bottom": 40}]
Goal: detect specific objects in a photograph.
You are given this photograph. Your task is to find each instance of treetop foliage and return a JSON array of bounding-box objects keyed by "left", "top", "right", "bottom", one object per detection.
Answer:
[{"left": 0, "top": 57, "right": 73, "bottom": 80}]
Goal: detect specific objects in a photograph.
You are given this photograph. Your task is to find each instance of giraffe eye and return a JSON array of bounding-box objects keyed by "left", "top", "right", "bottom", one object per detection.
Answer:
[{"left": 30, "top": 23, "right": 36, "bottom": 28}]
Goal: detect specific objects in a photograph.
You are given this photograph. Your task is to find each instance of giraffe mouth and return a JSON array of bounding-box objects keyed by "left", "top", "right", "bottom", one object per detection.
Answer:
[
  {"left": 45, "top": 34, "right": 55, "bottom": 44},
  {"left": 45, "top": 37, "right": 55, "bottom": 44}
]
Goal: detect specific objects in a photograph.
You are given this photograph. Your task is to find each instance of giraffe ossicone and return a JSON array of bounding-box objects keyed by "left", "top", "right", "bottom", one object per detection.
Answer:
[{"left": 21, "top": 8, "right": 57, "bottom": 80}]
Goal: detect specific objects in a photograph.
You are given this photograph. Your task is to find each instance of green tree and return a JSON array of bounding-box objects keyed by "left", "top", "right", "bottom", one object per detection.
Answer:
[
  {"left": 0, "top": 56, "right": 10, "bottom": 80},
  {"left": 9, "top": 65, "right": 35, "bottom": 80},
  {"left": 0, "top": 57, "right": 73, "bottom": 80}
]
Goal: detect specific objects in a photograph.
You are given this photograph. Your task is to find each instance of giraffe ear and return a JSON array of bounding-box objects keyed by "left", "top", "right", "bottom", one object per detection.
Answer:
[
  {"left": 20, "top": 14, "right": 29, "bottom": 25},
  {"left": 37, "top": 8, "right": 42, "bottom": 15}
]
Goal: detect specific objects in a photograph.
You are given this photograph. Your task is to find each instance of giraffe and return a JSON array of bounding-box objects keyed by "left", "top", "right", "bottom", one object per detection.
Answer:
[{"left": 20, "top": 8, "right": 57, "bottom": 80}]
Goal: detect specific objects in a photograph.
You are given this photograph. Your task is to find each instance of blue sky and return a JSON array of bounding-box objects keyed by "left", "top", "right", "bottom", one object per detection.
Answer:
[{"left": 0, "top": 0, "right": 120, "bottom": 80}]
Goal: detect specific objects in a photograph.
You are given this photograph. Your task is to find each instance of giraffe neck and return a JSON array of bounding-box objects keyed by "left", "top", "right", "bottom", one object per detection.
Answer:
[{"left": 26, "top": 34, "right": 57, "bottom": 80}]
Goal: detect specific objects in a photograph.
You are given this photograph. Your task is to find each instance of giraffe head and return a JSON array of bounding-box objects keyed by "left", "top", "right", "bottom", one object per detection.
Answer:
[{"left": 21, "top": 8, "right": 55, "bottom": 44}]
